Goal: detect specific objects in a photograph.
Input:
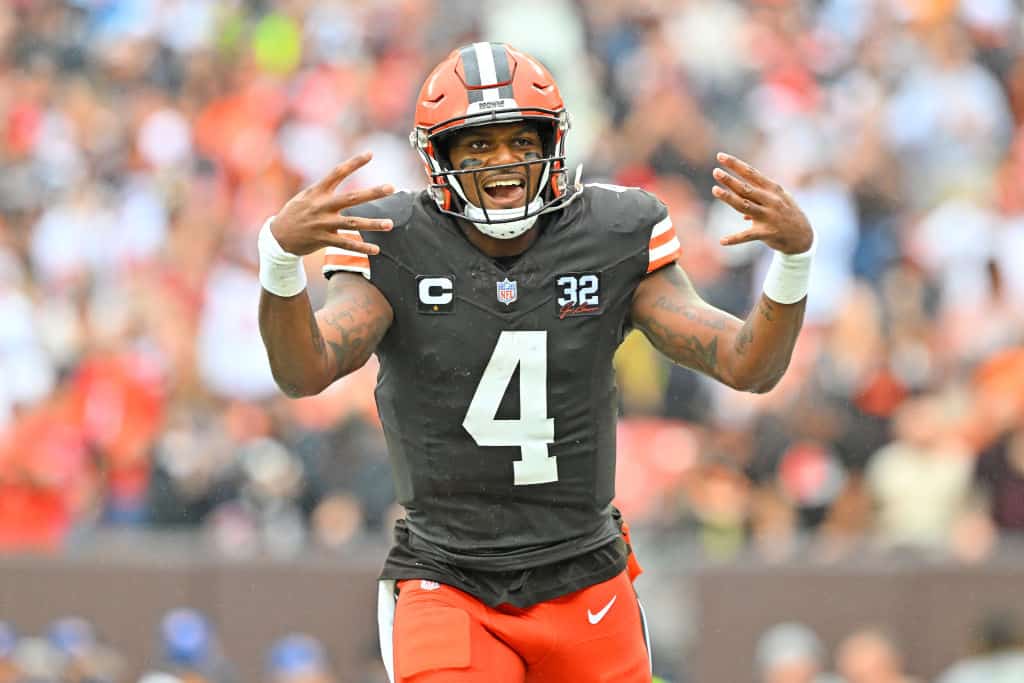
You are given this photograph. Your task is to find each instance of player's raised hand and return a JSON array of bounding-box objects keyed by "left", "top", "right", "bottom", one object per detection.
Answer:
[
  {"left": 270, "top": 152, "right": 395, "bottom": 256},
  {"left": 711, "top": 152, "right": 814, "bottom": 255}
]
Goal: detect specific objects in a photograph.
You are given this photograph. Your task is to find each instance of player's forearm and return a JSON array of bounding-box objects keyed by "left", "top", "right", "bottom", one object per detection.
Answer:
[
  {"left": 632, "top": 265, "right": 806, "bottom": 392},
  {"left": 724, "top": 295, "right": 805, "bottom": 393},
  {"left": 258, "top": 290, "right": 335, "bottom": 398}
]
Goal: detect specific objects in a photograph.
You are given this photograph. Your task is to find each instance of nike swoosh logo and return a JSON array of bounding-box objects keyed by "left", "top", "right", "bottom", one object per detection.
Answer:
[{"left": 587, "top": 595, "right": 617, "bottom": 625}]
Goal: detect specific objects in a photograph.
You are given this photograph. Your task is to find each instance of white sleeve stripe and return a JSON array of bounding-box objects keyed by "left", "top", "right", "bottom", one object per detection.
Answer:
[
  {"left": 322, "top": 264, "right": 370, "bottom": 279},
  {"left": 649, "top": 215, "right": 673, "bottom": 239},
  {"left": 325, "top": 246, "right": 369, "bottom": 258},
  {"left": 649, "top": 236, "right": 681, "bottom": 262}
]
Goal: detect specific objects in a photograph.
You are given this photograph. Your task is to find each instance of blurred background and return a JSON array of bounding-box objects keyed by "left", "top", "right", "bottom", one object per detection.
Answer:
[{"left": 1, "top": 0, "right": 1024, "bottom": 681}]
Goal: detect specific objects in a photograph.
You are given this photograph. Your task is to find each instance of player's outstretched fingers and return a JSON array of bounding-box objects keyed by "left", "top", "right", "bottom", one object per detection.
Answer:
[
  {"left": 321, "top": 184, "right": 396, "bottom": 212},
  {"left": 314, "top": 152, "right": 374, "bottom": 194},
  {"left": 716, "top": 152, "right": 778, "bottom": 191},
  {"left": 719, "top": 227, "right": 768, "bottom": 247},
  {"left": 324, "top": 231, "right": 382, "bottom": 255},
  {"left": 712, "top": 185, "right": 768, "bottom": 218},
  {"left": 325, "top": 215, "right": 393, "bottom": 233},
  {"left": 712, "top": 168, "right": 773, "bottom": 206}
]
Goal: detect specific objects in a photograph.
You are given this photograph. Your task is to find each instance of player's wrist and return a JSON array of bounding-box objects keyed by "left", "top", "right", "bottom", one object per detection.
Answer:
[
  {"left": 258, "top": 216, "right": 308, "bottom": 297},
  {"left": 762, "top": 231, "right": 814, "bottom": 304}
]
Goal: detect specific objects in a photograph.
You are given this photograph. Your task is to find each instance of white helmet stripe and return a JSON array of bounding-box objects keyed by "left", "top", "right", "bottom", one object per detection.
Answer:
[{"left": 473, "top": 42, "right": 498, "bottom": 86}]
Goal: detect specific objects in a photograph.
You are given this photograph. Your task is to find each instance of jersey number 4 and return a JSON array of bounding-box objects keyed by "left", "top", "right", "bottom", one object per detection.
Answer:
[{"left": 462, "top": 331, "right": 557, "bottom": 486}]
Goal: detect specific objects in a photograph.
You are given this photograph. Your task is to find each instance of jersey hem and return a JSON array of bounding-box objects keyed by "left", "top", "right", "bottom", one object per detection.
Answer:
[{"left": 380, "top": 538, "right": 629, "bottom": 608}]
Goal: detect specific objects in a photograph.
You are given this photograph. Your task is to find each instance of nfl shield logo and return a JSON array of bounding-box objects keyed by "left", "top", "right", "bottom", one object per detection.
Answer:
[{"left": 496, "top": 278, "right": 518, "bottom": 306}]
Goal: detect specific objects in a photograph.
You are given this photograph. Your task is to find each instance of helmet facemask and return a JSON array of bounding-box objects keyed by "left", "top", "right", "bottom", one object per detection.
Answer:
[
  {"left": 411, "top": 109, "right": 576, "bottom": 240},
  {"left": 410, "top": 42, "right": 582, "bottom": 237}
]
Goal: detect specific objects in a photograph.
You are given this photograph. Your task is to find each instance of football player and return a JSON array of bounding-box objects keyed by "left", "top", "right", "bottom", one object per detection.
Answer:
[{"left": 258, "top": 43, "right": 815, "bottom": 683}]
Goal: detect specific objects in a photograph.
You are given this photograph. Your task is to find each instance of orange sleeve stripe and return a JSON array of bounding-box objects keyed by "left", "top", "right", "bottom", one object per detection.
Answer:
[
  {"left": 648, "top": 227, "right": 677, "bottom": 250},
  {"left": 324, "top": 253, "right": 370, "bottom": 268},
  {"left": 646, "top": 246, "right": 682, "bottom": 273}
]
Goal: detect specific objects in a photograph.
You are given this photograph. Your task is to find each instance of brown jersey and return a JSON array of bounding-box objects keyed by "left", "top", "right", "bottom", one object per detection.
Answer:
[{"left": 324, "top": 184, "right": 679, "bottom": 605}]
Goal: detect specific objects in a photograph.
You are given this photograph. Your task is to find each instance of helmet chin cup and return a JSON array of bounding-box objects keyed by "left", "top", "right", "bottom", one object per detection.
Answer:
[{"left": 464, "top": 196, "right": 544, "bottom": 239}]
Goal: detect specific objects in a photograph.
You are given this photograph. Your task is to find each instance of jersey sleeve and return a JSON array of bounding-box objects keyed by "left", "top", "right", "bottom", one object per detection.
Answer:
[
  {"left": 645, "top": 206, "right": 680, "bottom": 274},
  {"left": 323, "top": 231, "right": 371, "bottom": 279}
]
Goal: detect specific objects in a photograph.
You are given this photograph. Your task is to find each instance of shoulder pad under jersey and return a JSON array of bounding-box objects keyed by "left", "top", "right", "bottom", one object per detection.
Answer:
[{"left": 582, "top": 183, "right": 679, "bottom": 273}]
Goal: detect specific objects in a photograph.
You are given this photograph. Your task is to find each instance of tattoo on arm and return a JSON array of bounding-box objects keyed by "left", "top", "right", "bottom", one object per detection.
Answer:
[
  {"left": 635, "top": 266, "right": 805, "bottom": 392},
  {"left": 318, "top": 280, "right": 391, "bottom": 379},
  {"left": 638, "top": 315, "right": 720, "bottom": 376},
  {"left": 652, "top": 296, "right": 727, "bottom": 331},
  {"left": 321, "top": 307, "right": 359, "bottom": 375},
  {"left": 632, "top": 267, "right": 735, "bottom": 378},
  {"left": 308, "top": 304, "right": 326, "bottom": 358},
  {"left": 735, "top": 319, "right": 754, "bottom": 356}
]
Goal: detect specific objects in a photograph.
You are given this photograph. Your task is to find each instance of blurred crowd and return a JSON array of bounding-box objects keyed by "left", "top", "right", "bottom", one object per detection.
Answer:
[
  {"left": 750, "top": 611, "right": 1024, "bottom": 683},
  {"left": 604, "top": 0, "right": 1024, "bottom": 568},
  {"left": 0, "top": 609, "right": 348, "bottom": 683},
  {"left": 0, "top": 0, "right": 1023, "bottom": 604},
  {"left": 2, "top": 608, "right": 1023, "bottom": 683}
]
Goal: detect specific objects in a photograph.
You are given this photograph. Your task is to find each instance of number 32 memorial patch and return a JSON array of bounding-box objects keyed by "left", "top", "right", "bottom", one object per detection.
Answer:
[{"left": 556, "top": 272, "right": 601, "bottom": 318}]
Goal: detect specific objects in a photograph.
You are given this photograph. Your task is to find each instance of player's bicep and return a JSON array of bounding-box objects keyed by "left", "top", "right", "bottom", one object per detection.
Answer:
[
  {"left": 316, "top": 272, "right": 393, "bottom": 379},
  {"left": 630, "top": 265, "right": 743, "bottom": 383}
]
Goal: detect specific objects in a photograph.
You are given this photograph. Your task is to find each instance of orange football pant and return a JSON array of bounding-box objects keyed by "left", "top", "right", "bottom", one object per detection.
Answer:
[{"left": 390, "top": 570, "right": 651, "bottom": 682}]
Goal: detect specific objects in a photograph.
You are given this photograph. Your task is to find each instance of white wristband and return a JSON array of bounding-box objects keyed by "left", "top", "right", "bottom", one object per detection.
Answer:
[
  {"left": 258, "top": 216, "right": 307, "bottom": 297},
  {"left": 762, "top": 233, "right": 815, "bottom": 304}
]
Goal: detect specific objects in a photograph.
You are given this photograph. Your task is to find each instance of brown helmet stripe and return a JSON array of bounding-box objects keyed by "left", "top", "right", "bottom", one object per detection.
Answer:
[{"left": 459, "top": 42, "right": 515, "bottom": 104}]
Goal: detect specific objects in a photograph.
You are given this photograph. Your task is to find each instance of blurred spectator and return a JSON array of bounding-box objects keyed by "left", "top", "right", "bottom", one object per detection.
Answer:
[
  {"left": 864, "top": 395, "right": 973, "bottom": 551},
  {"left": 936, "top": 611, "right": 1024, "bottom": 683},
  {"left": 196, "top": 260, "right": 278, "bottom": 401},
  {"left": 0, "top": 621, "right": 16, "bottom": 683},
  {"left": 137, "top": 675, "right": 183, "bottom": 683},
  {"left": 69, "top": 349, "right": 166, "bottom": 524},
  {"left": 749, "top": 483, "right": 800, "bottom": 562},
  {"left": 972, "top": 425, "right": 1024, "bottom": 532},
  {"left": 0, "top": 380, "right": 97, "bottom": 549},
  {"left": 47, "top": 615, "right": 126, "bottom": 683},
  {"left": 835, "top": 627, "right": 919, "bottom": 683},
  {"left": 678, "top": 458, "right": 751, "bottom": 561},
  {"left": 885, "top": 21, "right": 1012, "bottom": 208},
  {"left": 145, "top": 405, "right": 239, "bottom": 528},
  {"left": 157, "top": 608, "right": 235, "bottom": 683},
  {"left": 755, "top": 621, "right": 837, "bottom": 683},
  {"left": 10, "top": 636, "right": 66, "bottom": 683},
  {"left": 265, "top": 633, "right": 335, "bottom": 683}
]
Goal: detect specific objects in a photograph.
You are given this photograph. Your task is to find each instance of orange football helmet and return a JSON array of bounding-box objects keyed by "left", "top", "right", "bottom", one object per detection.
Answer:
[{"left": 410, "top": 42, "right": 577, "bottom": 236}]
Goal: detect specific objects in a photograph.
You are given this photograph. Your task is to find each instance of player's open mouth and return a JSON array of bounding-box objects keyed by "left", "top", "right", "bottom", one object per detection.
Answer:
[{"left": 481, "top": 176, "right": 526, "bottom": 208}]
